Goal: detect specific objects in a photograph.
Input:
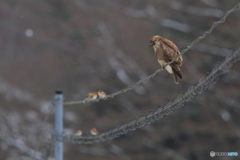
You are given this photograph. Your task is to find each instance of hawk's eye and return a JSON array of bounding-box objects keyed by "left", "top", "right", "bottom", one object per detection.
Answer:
[{"left": 150, "top": 41, "right": 155, "bottom": 46}]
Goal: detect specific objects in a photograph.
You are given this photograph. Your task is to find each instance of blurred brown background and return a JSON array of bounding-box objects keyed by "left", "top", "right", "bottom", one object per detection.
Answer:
[{"left": 0, "top": 0, "right": 240, "bottom": 160}]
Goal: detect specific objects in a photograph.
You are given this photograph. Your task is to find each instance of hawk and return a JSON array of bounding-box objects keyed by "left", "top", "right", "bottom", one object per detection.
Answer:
[{"left": 150, "top": 35, "right": 183, "bottom": 84}]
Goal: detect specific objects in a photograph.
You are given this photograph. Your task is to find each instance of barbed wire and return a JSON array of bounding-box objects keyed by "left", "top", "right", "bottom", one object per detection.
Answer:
[
  {"left": 62, "top": 48, "right": 240, "bottom": 144},
  {"left": 63, "top": 1, "right": 240, "bottom": 106}
]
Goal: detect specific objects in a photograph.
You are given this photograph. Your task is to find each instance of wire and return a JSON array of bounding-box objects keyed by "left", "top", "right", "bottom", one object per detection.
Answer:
[
  {"left": 62, "top": 48, "right": 240, "bottom": 144},
  {"left": 63, "top": 1, "right": 240, "bottom": 106}
]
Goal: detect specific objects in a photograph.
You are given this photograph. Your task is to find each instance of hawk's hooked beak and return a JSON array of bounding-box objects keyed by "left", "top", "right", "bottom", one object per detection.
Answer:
[{"left": 149, "top": 41, "right": 154, "bottom": 46}]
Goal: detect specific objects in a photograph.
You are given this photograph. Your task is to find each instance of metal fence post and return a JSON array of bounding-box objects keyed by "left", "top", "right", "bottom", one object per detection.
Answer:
[{"left": 54, "top": 91, "right": 63, "bottom": 160}]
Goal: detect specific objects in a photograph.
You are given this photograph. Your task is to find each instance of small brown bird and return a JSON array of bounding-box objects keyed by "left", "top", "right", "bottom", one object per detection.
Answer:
[
  {"left": 150, "top": 35, "right": 183, "bottom": 84},
  {"left": 90, "top": 128, "right": 99, "bottom": 135},
  {"left": 97, "top": 90, "right": 107, "bottom": 99},
  {"left": 86, "top": 92, "right": 98, "bottom": 101},
  {"left": 74, "top": 130, "right": 83, "bottom": 136}
]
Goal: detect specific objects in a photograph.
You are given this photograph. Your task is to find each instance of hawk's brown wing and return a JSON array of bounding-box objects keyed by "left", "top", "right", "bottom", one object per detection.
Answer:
[
  {"left": 161, "top": 38, "right": 183, "bottom": 65},
  {"left": 160, "top": 38, "right": 182, "bottom": 79},
  {"left": 161, "top": 38, "right": 179, "bottom": 53}
]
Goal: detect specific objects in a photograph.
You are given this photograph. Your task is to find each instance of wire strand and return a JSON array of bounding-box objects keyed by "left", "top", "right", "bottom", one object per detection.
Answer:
[
  {"left": 63, "top": 1, "right": 240, "bottom": 106},
  {"left": 62, "top": 48, "right": 240, "bottom": 144}
]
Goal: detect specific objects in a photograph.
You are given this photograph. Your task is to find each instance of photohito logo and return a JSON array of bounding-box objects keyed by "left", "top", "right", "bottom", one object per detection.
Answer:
[
  {"left": 210, "top": 151, "right": 215, "bottom": 157},
  {"left": 210, "top": 151, "right": 238, "bottom": 157}
]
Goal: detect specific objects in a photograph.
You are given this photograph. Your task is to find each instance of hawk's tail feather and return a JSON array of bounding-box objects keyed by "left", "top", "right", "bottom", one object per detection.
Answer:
[
  {"left": 171, "top": 66, "right": 182, "bottom": 84},
  {"left": 172, "top": 70, "right": 178, "bottom": 84},
  {"left": 171, "top": 65, "right": 182, "bottom": 79}
]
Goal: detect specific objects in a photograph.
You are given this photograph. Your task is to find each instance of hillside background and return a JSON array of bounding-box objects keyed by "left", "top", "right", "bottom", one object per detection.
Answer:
[{"left": 0, "top": 0, "right": 240, "bottom": 160}]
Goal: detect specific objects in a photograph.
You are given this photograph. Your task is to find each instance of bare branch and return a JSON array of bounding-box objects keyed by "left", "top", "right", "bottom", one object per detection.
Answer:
[
  {"left": 160, "top": 18, "right": 190, "bottom": 32},
  {"left": 169, "top": 1, "right": 224, "bottom": 18},
  {"left": 0, "top": 135, "right": 54, "bottom": 160},
  {"left": 201, "top": 0, "right": 219, "bottom": 7}
]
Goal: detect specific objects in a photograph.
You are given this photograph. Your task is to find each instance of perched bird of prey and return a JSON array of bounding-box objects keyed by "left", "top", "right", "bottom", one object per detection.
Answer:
[
  {"left": 74, "top": 130, "right": 83, "bottom": 136},
  {"left": 97, "top": 90, "right": 107, "bottom": 99},
  {"left": 90, "top": 128, "right": 99, "bottom": 135},
  {"left": 150, "top": 35, "right": 183, "bottom": 84}
]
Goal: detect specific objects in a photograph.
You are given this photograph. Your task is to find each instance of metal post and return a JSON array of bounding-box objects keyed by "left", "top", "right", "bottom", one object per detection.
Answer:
[{"left": 54, "top": 91, "right": 63, "bottom": 160}]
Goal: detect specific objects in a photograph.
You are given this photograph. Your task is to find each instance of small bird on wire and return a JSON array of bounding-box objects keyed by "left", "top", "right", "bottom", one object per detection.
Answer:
[
  {"left": 150, "top": 35, "right": 183, "bottom": 84},
  {"left": 86, "top": 92, "right": 98, "bottom": 101},
  {"left": 97, "top": 90, "right": 107, "bottom": 99},
  {"left": 90, "top": 128, "right": 99, "bottom": 135},
  {"left": 74, "top": 130, "right": 83, "bottom": 136}
]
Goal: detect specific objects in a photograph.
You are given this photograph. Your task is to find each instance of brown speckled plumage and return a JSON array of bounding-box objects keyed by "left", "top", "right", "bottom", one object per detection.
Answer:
[{"left": 150, "top": 35, "right": 183, "bottom": 84}]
